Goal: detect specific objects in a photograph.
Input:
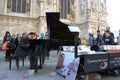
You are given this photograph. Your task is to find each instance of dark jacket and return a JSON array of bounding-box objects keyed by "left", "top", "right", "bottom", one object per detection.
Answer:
[
  {"left": 3, "top": 36, "right": 12, "bottom": 43},
  {"left": 9, "top": 38, "right": 16, "bottom": 49},
  {"left": 104, "top": 36, "right": 114, "bottom": 45},
  {"left": 96, "top": 34, "right": 103, "bottom": 45},
  {"left": 15, "top": 37, "right": 32, "bottom": 56},
  {"left": 103, "top": 32, "right": 114, "bottom": 41},
  {"left": 15, "top": 38, "right": 21, "bottom": 48}
]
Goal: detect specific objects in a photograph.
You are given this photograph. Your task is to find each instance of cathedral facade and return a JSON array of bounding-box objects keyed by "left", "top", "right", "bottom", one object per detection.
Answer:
[{"left": 0, "top": 0, "right": 107, "bottom": 40}]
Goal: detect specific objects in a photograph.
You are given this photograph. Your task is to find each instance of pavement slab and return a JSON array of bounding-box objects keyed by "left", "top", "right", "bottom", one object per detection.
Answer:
[{"left": 0, "top": 50, "right": 120, "bottom": 80}]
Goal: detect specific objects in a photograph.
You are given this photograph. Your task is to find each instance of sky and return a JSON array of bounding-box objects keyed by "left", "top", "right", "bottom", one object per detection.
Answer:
[{"left": 107, "top": 0, "right": 120, "bottom": 31}]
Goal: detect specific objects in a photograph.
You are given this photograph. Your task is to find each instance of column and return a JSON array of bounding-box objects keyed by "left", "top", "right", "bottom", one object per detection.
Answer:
[
  {"left": 53, "top": 0, "right": 58, "bottom": 12},
  {"left": 30, "top": 0, "right": 33, "bottom": 17},
  {"left": 56, "top": 0, "right": 60, "bottom": 12},
  {"left": 0, "top": 0, "right": 4, "bottom": 14},
  {"left": 74, "top": 0, "right": 80, "bottom": 23},
  {"left": 4, "top": 0, "right": 7, "bottom": 14},
  {"left": 27, "top": 0, "right": 30, "bottom": 15},
  {"left": 40, "top": 1, "right": 44, "bottom": 16}
]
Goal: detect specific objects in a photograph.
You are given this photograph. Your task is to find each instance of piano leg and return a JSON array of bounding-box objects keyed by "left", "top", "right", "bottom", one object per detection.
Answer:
[
  {"left": 34, "top": 45, "right": 39, "bottom": 73},
  {"left": 34, "top": 44, "right": 46, "bottom": 73},
  {"left": 39, "top": 45, "right": 43, "bottom": 69},
  {"left": 34, "top": 45, "right": 44, "bottom": 73},
  {"left": 34, "top": 57, "right": 38, "bottom": 73}
]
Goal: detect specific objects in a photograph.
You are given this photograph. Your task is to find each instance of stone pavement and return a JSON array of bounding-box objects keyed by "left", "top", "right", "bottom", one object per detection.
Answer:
[
  {"left": 0, "top": 50, "right": 120, "bottom": 80},
  {"left": 0, "top": 50, "right": 65, "bottom": 80}
]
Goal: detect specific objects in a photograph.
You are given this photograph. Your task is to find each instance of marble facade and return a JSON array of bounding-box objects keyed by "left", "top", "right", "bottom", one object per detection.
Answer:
[{"left": 0, "top": 0, "right": 107, "bottom": 40}]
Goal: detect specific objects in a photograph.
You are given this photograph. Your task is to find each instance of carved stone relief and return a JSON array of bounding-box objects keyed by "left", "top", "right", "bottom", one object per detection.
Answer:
[
  {"left": 0, "top": 15, "right": 38, "bottom": 25},
  {"left": 71, "top": 0, "right": 74, "bottom": 4},
  {"left": 7, "top": 0, "right": 11, "bottom": 8},
  {"left": 27, "top": 0, "right": 30, "bottom": 11},
  {"left": 0, "top": 14, "right": 40, "bottom": 37},
  {"left": 46, "top": 0, "right": 51, "bottom": 5},
  {"left": 80, "top": 0, "right": 85, "bottom": 16}
]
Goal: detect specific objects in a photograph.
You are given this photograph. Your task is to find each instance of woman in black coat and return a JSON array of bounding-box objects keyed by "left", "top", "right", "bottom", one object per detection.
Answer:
[
  {"left": 2, "top": 31, "right": 12, "bottom": 61},
  {"left": 15, "top": 34, "right": 21, "bottom": 49}
]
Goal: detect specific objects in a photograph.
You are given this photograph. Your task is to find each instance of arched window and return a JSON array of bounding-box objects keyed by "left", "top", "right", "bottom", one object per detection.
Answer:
[
  {"left": 10, "top": 0, "right": 27, "bottom": 13},
  {"left": 60, "top": 0, "right": 70, "bottom": 19}
]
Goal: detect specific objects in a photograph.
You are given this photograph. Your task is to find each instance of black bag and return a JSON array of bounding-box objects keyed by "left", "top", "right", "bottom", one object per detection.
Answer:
[
  {"left": 90, "top": 45, "right": 100, "bottom": 51},
  {"left": 20, "top": 38, "right": 30, "bottom": 49}
]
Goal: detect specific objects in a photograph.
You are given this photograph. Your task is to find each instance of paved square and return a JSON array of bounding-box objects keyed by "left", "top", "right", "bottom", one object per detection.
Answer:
[{"left": 0, "top": 50, "right": 120, "bottom": 80}]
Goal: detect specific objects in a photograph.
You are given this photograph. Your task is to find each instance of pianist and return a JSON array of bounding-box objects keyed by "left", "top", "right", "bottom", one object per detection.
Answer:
[{"left": 15, "top": 32, "right": 36, "bottom": 69}]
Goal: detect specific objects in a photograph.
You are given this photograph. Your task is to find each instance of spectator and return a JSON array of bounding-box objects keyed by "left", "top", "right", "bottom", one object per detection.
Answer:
[
  {"left": 40, "top": 32, "right": 44, "bottom": 39},
  {"left": 106, "top": 26, "right": 114, "bottom": 39},
  {"left": 102, "top": 30, "right": 118, "bottom": 77},
  {"left": 117, "top": 36, "right": 120, "bottom": 45},
  {"left": 104, "top": 30, "right": 114, "bottom": 45},
  {"left": 96, "top": 30, "right": 103, "bottom": 46},
  {"left": 9, "top": 34, "right": 16, "bottom": 55},
  {"left": 103, "top": 26, "right": 115, "bottom": 44},
  {"left": 15, "top": 34, "right": 21, "bottom": 49},
  {"left": 81, "top": 37, "right": 88, "bottom": 45},
  {"left": 88, "top": 33, "right": 96, "bottom": 46},
  {"left": 2, "top": 31, "right": 12, "bottom": 61},
  {"left": 44, "top": 31, "right": 50, "bottom": 60}
]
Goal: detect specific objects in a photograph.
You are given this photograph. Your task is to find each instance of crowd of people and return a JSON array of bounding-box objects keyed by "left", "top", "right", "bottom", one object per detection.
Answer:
[
  {"left": 2, "top": 31, "right": 50, "bottom": 69},
  {"left": 80, "top": 26, "right": 120, "bottom": 48},
  {"left": 2, "top": 27, "right": 119, "bottom": 59}
]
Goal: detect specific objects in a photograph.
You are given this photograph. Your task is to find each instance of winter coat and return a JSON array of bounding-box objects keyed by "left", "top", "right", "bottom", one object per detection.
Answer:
[
  {"left": 104, "top": 36, "right": 114, "bottom": 45},
  {"left": 15, "top": 37, "right": 32, "bottom": 56}
]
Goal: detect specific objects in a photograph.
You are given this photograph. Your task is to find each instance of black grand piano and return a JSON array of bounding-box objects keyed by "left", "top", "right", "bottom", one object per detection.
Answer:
[
  {"left": 29, "top": 12, "right": 80, "bottom": 73},
  {"left": 46, "top": 12, "right": 77, "bottom": 40},
  {"left": 46, "top": 12, "right": 80, "bottom": 58}
]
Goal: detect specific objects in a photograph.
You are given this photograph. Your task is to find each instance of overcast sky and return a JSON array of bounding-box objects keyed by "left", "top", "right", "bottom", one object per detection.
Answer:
[{"left": 107, "top": 0, "right": 120, "bottom": 31}]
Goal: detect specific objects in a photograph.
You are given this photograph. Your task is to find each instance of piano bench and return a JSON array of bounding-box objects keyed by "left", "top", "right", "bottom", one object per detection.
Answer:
[{"left": 9, "top": 54, "right": 25, "bottom": 70}]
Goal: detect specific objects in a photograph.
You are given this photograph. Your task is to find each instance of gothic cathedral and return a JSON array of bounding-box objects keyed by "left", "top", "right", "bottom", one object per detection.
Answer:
[{"left": 0, "top": 0, "right": 107, "bottom": 39}]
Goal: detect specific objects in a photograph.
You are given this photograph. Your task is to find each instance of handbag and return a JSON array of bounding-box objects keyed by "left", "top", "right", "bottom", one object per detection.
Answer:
[
  {"left": 20, "top": 40, "right": 30, "bottom": 49},
  {"left": 2, "top": 41, "right": 8, "bottom": 51}
]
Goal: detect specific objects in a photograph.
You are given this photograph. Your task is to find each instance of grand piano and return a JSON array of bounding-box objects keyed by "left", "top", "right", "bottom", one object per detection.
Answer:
[
  {"left": 28, "top": 12, "right": 80, "bottom": 73},
  {"left": 46, "top": 12, "right": 80, "bottom": 58},
  {"left": 46, "top": 12, "right": 77, "bottom": 40}
]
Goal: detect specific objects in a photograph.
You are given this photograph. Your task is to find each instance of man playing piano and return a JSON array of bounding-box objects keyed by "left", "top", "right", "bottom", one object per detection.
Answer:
[{"left": 16, "top": 32, "right": 37, "bottom": 69}]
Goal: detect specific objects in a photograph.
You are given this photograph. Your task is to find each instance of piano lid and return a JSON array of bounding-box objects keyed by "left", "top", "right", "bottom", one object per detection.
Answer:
[{"left": 46, "top": 12, "right": 80, "bottom": 40}]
